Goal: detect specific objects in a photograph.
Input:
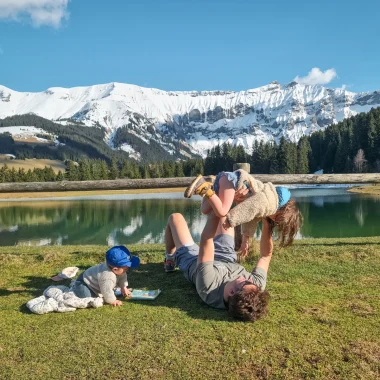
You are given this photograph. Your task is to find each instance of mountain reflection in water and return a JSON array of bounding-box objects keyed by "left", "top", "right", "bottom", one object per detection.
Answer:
[{"left": 0, "top": 188, "right": 379, "bottom": 246}]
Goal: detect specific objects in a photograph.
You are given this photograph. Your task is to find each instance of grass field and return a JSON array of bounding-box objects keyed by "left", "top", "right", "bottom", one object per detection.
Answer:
[
  {"left": 0, "top": 156, "right": 66, "bottom": 174},
  {"left": 0, "top": 239, "right": 379, "bottom": 379}
]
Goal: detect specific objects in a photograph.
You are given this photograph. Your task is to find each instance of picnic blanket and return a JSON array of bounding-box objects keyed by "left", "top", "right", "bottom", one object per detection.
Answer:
[{"left": 26, "top": 285, "right": 104, "bottom": 315}]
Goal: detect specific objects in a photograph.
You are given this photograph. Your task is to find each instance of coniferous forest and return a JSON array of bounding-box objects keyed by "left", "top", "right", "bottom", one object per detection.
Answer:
[{"left": 0, "top": 107, "right": 379, "bottom": 183}]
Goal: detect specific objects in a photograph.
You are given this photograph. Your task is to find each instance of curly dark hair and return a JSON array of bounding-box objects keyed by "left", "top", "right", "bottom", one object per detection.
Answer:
[
  {"left": 268, "top": 198, "right": 303, "bottom": 247},
  {"left": 227, "top": 287, "right": 270, "bottom": 322}
]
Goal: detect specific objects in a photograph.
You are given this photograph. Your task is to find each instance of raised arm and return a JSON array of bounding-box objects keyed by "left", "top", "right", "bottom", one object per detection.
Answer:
[
  {"left": 255, "top": 218, "right": 273, "bottom": 273},
  {"left": 197, "top": 212, "right": 219, "bottom": 264}
]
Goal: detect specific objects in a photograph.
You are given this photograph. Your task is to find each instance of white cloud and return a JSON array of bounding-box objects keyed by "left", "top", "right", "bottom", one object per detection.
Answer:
[
  {"left": 294, "top": 67, "right": 337, "bottom": 86},
  {"left": 0, "top": 0, "right": 70, "bottom": 28}
]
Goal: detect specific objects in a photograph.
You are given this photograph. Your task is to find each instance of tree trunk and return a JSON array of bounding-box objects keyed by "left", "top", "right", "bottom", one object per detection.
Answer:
[{"left": 0, "top": 174, "right": 380, "bottom": 193}]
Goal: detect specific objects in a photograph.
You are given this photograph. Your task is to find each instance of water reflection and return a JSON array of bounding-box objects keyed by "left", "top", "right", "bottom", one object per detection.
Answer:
[{"left": 0, "top": 189, "right": 379, "bottom": 246}]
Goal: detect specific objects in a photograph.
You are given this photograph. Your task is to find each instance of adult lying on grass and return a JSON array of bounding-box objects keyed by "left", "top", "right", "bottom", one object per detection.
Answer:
[{"left": 164, "top": 211, "right": 272, "bottom": 322}]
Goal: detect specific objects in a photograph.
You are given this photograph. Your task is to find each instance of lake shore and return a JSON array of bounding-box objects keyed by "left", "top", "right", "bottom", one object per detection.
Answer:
[
  {"left": 0, "top": 187, "right": 187, "bottom": 199},
  {"left": 347, "top": 184, "right": 380, "bottom": 195}
]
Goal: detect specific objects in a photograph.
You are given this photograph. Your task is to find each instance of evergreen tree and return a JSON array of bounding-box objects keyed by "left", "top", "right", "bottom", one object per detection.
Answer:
[
  {"left": 56, "top": 171, "right": 64, "bottom": 181},
  {"left": 174, "top": 162, "right": 185, "bottom": 177},
  {"left": 297, "top": 137, "right": 311, "bottom": 173},
  {"left": 79, "top": 159, "right": 92, "bottom": 181},
  {"left": 109, "top": 159, "right": 119, "bottom": 180},
  {"left": 99, "top": 160, "right": 109, "bottom": 180}
]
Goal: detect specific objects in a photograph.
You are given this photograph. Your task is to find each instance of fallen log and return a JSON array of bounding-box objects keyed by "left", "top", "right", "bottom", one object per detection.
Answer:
[{"left": 0, "top": 174, "right": 379, "bottom": 193}]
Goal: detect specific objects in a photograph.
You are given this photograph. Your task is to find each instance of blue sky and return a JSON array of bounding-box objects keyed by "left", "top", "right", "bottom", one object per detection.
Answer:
[{"left": 0, "top": 0, "right": 379, "bottom": 93}]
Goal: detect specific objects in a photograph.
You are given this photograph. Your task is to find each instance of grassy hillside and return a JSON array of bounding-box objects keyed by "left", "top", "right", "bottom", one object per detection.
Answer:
[
  {"left": 0, "top": 156, "right": 66, "bottom": 174},
  {"left": 0, "top": 238, "right": 379, "bottom": 379}
]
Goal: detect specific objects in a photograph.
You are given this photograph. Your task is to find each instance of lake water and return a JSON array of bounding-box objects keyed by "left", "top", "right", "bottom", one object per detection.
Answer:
[{"left": 0, "top": 187, "right": 379, "bottom": 246}]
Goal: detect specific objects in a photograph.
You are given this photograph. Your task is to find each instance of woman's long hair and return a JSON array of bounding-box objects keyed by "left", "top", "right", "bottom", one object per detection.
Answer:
[{"left": 267, "top": 198, "right": 303, "bottom": 247}]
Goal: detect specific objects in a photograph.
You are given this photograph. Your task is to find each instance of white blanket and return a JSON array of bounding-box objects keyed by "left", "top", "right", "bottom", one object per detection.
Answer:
[{"left": 26, "top": 285, "right": 104, "bottom": 314}]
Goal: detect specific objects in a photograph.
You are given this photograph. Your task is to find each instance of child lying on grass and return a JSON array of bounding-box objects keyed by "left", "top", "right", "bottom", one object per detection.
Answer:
[{"left": 72, "top": 245, "right": 140, "bottom": 306}]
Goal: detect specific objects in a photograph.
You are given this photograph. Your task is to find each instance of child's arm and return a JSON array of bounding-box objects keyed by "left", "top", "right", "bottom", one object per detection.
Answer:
[
  {"left": 205, "top": 175, "right": 235, "bottom": 217},
  {"left": 118, "top": 273, "right": 131, "bottom": 298}
]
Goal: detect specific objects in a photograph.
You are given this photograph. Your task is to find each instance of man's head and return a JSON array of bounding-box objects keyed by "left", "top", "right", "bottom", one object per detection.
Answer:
[
  {"left": 224, "top": 277, "right": 270, "bottom": 322},
  {"left": 106, "top": 245, "right": 140, "bottom": 275}
]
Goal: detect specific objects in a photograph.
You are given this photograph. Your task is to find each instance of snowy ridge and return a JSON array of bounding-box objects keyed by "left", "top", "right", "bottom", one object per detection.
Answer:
[{"left": 1, "top": 81, "right": 380, "bottom": 158}]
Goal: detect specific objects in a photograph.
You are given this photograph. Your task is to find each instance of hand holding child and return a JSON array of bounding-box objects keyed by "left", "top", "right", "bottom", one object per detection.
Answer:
[
  {"left": 240, "top": 234, "right": 249, "bottom": 259},
  {"left": 234, "top": 187, "right": 249, "bottom": 204}
]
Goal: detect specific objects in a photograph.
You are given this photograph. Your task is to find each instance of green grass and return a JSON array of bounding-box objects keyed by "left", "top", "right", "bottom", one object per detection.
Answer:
[{"left": 0, "top": 239, "right": 379, "bottom": 380}]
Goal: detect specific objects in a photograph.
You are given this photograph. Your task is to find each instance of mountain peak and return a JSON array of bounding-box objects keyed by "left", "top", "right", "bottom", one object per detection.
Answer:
[{"left": 1, "top": 81, "right": 379, "bottom": 159}]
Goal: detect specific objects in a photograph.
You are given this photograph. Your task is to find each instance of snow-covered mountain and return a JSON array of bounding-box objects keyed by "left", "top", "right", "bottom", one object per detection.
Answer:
[{"left": 1, "top": 81, "right": 380, "bottom": 158}]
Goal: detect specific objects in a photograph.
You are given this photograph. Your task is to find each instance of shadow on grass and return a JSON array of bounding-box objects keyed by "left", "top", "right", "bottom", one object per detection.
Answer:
[
  {"left": 0, "top": 275, "right": 72, "bottom": 298},
  {"left": 126, "top": 262, "right": 235, "bottom": 322},
  {"left": 1, "top": 263, "right": 234, "bottom": 321}
]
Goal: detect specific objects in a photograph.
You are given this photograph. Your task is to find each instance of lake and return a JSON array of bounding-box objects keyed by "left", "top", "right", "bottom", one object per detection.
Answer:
[{"left": 0, "top": 187, "right": 379, "bottom": 246}]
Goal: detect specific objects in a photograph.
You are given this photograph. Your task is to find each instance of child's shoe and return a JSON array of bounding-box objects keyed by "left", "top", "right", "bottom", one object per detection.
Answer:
[
  {"left": 205, "top": 175, "right": 216, "bottom": 184},
  {"left": 184, "top": 175, "right": 215, "bottom": 198},
  {"left": 164, "top": 254, "right": 176, "bottom": 272}
]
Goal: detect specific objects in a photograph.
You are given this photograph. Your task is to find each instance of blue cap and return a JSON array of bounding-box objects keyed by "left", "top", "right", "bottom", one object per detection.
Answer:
[
  {"left": 276, "top": 187, "right": 291, "bottom": 208},
  {"left": 106, "top": 246, "right": 140, "bottom": 268}
]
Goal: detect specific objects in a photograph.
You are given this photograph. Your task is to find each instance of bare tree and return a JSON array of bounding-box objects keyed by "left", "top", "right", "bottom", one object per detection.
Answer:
[{"left": 353, "top": 149, "right": 367, "bottom": 173}]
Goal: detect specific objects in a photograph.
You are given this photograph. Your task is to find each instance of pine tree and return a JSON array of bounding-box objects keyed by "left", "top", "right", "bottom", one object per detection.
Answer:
[
  {"left": 109, "top": 159, "right": 119, "bottom": 180},
  {"left": 65, "top": 161, "right": 80, "bottom": 181},
  {"left": 56, "top": 171, "right": 64, "bottom": 181},
  {"left": 79, "top": 159, "right": 92, "bottom": 181},
  {"left": 297, "top": 137, "right": 311, "bottom": 173},
  {"left": 99, "top": 160, "right": 109, "bottom": 180},
  {"left": 175, "top": 162, "right": 185, "bottom": 177}
]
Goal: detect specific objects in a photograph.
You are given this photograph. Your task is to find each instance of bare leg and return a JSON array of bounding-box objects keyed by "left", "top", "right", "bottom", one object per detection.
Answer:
[
  {"left": 205, "top": 175, "right": 235, "bottom": 217},
  {"left": 165, "top": 213, "right": 194, "bottom": 254}
]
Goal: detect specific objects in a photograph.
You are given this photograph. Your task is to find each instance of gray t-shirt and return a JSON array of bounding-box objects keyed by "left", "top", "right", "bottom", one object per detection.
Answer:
[{"left": 195, "top": 262, "right": 267, "bottom": 309}]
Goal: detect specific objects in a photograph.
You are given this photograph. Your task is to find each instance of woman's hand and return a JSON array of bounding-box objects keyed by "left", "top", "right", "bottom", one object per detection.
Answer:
[
  {"left": 110, "top": 300, "right": 123, "bottom": 306},
  {"left": 233, "top": 188, "right": 249, "bottom": 204},
  {"left": 240, "top": 234, "right": 249, "bottom": 259},
  {"left": 222, "top": 219, "right": 231, "bottom": 230}
]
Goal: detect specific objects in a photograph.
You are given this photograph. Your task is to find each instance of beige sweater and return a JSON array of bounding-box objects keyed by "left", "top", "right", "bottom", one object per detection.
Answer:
[
  {"left": 226, "top": 181, "right": 279, "bottom": 236},
  {"left": 83, "top": 263, "right": 128, "bottom": 304}
]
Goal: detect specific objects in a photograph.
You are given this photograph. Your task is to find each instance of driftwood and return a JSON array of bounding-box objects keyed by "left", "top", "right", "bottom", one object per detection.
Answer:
[{"left": 0, "top": 174, "right": 379, "bottom": 193}]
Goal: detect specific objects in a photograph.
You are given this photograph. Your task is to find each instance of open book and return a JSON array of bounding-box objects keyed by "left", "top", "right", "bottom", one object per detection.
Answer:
[{"left": 114, "top": 288, "right": 161, "bottom": 300}]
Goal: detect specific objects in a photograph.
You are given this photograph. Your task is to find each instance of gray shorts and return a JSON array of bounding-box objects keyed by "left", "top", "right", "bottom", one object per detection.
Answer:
[{"left": 174, "top": 234, "right": 236, "bottom": 284}]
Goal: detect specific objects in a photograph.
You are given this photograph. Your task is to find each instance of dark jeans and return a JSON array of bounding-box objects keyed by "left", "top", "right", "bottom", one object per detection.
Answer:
[{"left": 72, "top": 273, "right": 97, "bottom": 298}]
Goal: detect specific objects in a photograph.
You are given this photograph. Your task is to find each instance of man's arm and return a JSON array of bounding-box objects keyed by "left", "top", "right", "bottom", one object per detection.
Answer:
[
  {"left": 197, "top": 212, "right": 219, "bottom": 264},
  {"left": 255, "top": 218, "right": 273, "bottom": 273}
]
